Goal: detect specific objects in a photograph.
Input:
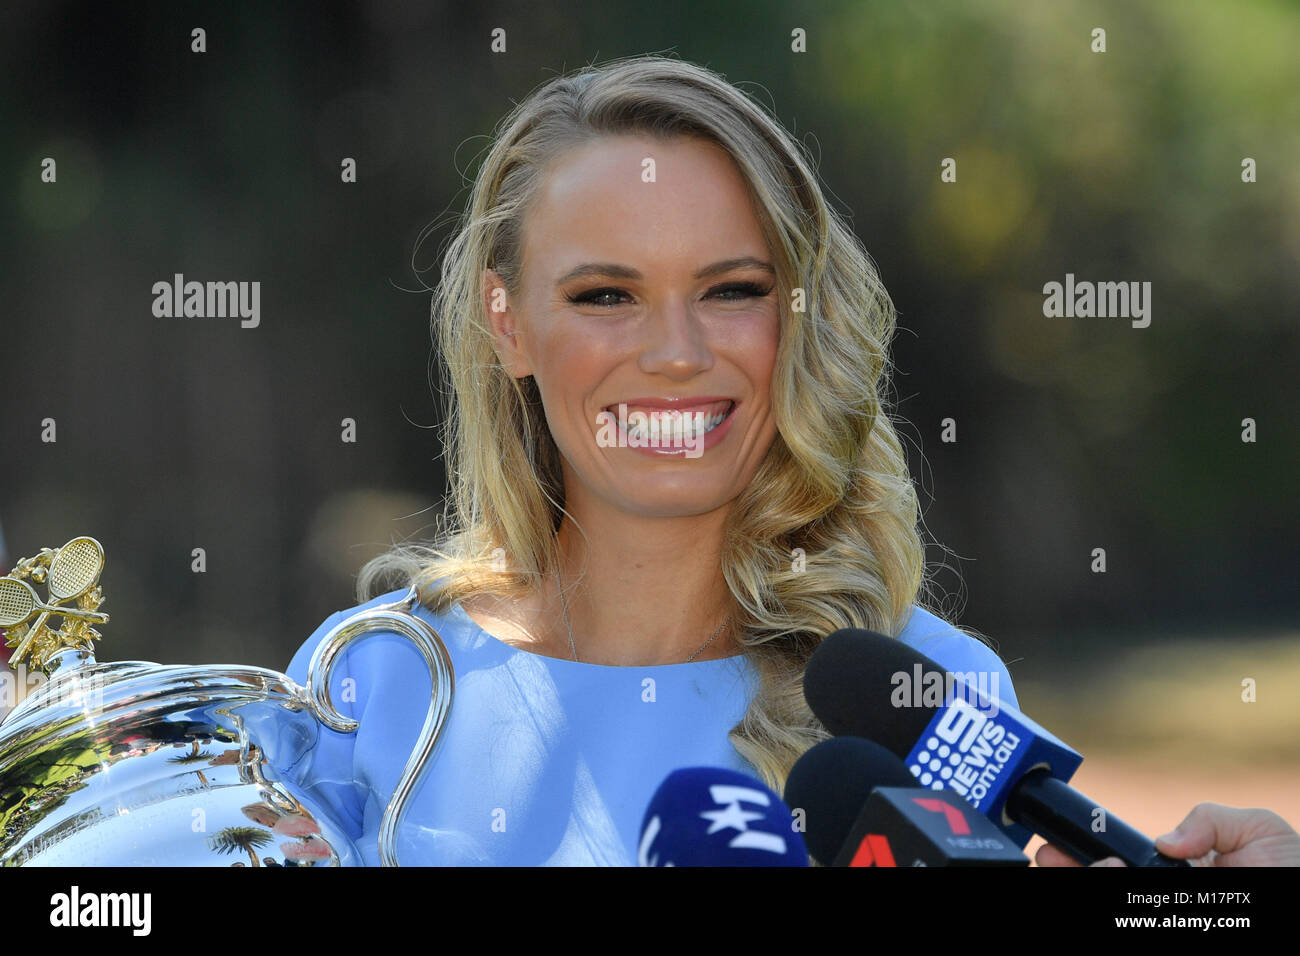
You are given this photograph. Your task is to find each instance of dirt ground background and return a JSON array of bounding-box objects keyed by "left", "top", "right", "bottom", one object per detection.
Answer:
[{"left": 1013, "top": 629, "right": 1300, "bottom": 865}]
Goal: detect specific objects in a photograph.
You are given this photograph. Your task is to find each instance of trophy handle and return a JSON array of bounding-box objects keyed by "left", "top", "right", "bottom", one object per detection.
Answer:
[{"left": 303, "top": 586, "right": 455, "bottom": 867}]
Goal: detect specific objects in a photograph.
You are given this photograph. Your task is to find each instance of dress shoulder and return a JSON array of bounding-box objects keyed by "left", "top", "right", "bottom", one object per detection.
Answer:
[
  {"left": 896, "top": 605, "right": 1019, "bottom": 711},
  {"left": 284, "top": 589, "right": 415, "bottom": 684},
  {"left": 277, "top": 591, "right": 415, "bottom": 840}
]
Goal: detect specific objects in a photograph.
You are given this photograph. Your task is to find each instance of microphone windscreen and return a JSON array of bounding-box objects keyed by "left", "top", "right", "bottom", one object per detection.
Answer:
[
  {"left": 804, "top": 628, "right": 946, "bottom": 755},
  {"left": 639, "top": 766, "right": 808, "bottom": 866},
  {"left": 784, "top": 736, "right": 918, "bottom": 865}
]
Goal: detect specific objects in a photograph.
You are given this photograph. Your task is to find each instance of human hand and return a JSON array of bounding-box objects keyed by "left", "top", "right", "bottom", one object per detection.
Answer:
[{"left": 1034, "top": 802, "right": 1300, "bottom": 867}]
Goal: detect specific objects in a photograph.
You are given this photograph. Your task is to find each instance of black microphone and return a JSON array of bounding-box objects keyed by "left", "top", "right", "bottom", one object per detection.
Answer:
[
  {"left": 804, "top": 629, "right": 1188, "bottom": 867},
  {"left": 785, "top": 736, "right": 1027, "bottom": 866}
]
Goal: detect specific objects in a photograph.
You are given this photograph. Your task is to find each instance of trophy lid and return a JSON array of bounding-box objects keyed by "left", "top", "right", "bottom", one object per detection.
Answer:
[{"left": 1, "top": 656, "right": 311, "bottom": 741}]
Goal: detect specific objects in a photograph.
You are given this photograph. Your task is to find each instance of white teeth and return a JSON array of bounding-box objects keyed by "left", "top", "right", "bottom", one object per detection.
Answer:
[{"left": 623, "top": 407, "right": 729, "bottom": 443}]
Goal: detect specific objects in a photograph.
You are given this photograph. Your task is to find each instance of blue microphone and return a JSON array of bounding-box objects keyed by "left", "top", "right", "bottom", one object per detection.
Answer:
[
  {"left": 804, "top": 629, "right": 1188, "bottom": 867},
  {"left": 638, "top": 767, "right": 808, "bottom": 866}
]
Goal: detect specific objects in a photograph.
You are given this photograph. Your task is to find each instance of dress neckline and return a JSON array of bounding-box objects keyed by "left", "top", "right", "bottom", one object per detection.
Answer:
[{"left": 438, "top": 599, "right": 750, "bottom": 672}]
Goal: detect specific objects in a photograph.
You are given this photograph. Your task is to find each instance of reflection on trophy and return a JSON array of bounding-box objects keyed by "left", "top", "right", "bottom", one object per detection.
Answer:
[{"left": 0, "top": 535, "right": 455, "bottom": 866}]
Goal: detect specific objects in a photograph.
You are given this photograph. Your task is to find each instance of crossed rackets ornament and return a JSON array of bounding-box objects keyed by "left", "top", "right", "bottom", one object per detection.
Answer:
[{"left": 0, "top": 536, "right": 110, "bottom": 671}]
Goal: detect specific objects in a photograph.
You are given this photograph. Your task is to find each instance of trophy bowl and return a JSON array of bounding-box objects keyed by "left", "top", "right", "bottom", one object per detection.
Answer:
[{"left": 0, "top": 536, "right": 455, "bottom": 866}]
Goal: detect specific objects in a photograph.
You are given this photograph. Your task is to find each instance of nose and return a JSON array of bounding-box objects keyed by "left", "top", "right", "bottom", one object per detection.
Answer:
[{"left": 636, "top": 296, "right": 715, "bottom": 380}]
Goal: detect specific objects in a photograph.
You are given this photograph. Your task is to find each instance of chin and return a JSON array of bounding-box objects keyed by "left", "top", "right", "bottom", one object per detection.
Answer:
[{"left": 611, "top": 476, "right": 736, "bottom": 518}]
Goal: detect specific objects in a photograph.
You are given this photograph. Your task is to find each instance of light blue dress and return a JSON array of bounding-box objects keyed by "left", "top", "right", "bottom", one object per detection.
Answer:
[{"left": 280, "top": 588, "right": 1019, "bottom": 866}]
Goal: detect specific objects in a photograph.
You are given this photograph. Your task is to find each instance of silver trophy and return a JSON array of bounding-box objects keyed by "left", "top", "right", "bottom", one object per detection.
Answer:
[{"left": 0, "top": 535, "right": 454, "bottom": 866}]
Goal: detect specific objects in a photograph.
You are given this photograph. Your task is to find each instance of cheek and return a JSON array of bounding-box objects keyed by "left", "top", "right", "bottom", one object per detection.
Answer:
[
  {"left": 731, "top": 317, "right": 781, "bottom": 394},
  {"left": 529, "top": 321, "right": 601, "bottom": 380},
  {"left": 529, "top": 327, "right": 618, "bottom": 417}
]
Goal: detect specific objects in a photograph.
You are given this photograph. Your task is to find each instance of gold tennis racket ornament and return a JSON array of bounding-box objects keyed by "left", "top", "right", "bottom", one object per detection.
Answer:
[{"left": 1, "top": 535, "right": 109, "bottom": 671}]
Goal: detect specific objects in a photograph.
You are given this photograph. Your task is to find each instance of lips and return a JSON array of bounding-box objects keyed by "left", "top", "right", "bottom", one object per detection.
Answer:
[{"left": 597, "top": 396, "right": 741, "bottom": 455}]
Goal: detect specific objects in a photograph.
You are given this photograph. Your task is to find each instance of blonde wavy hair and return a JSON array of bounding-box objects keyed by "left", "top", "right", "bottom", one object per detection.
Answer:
[{"left": 359, "top": 53, "right": 933, "bottom": 796}]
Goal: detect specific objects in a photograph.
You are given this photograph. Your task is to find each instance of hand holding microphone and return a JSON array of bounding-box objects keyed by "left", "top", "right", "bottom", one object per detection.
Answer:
[{"left": 1038, "top": 802, "right": 1300, "bottom": 867}]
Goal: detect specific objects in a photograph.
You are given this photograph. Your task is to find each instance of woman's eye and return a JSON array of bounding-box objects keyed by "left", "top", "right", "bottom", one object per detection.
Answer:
[
  {"left": 565, "top": 281, "right": 773, "bottom": 309},
  {"left": 710, "top": 281, "right": 774, "bottom": 301},
  {"left": 567, "top": 288, "right": 629, "bottom": 308}
]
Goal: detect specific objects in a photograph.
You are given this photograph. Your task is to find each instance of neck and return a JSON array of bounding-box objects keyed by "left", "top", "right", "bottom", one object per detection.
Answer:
[{"left": 549, "top": 486, "right": 738, "bottom": 666}]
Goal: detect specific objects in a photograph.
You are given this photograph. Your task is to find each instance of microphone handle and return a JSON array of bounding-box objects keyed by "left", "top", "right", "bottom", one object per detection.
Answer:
[{"left": 1006, "top": 768, "right": 1189, "bottom": 867}]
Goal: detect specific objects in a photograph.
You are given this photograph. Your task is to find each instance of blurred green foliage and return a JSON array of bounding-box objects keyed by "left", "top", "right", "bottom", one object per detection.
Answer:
[{"left": 0, "top": 0, "right": 1295, "bottom": 672}]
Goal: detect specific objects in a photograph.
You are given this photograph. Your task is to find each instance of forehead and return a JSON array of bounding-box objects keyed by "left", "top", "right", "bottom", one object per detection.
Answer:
[{"left": 522, "top": 133, "right": 769, "bottom": 276}]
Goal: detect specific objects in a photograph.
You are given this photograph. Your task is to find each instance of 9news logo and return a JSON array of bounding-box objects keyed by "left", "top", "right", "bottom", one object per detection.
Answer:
[{"left": 907, "top": 697, "right": 1026, "bottom": 809}]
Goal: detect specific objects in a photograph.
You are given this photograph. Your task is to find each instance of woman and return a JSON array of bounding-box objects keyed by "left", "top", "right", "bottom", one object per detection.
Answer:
[{"left": 283, "top": 53, "right": 1017, "bottom": 866}]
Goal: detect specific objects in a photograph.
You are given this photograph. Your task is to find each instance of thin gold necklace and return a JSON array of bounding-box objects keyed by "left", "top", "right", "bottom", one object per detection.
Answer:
[{"left": 555, "top": 568, "right": 730, "bottom": 664}]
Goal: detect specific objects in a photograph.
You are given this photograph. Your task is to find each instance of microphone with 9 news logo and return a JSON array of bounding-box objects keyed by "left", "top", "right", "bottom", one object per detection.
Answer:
[{"left": 803, "top": 629, "right": 1188, "bottom": 867}]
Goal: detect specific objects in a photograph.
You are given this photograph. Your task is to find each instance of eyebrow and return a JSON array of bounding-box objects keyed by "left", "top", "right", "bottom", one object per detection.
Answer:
[{"left": 555, "top": 256, "right": 776, "bottom": 286}]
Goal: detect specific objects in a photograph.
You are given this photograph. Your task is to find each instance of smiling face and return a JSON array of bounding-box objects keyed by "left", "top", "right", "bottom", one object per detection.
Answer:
[{"left": 486, "top": 133, "right": 782, "bottom": 519}]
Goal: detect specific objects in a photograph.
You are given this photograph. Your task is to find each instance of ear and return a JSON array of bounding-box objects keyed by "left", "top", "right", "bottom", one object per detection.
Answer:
[
  {"left": 483, "top": 267, "right": 533, "bottom": 379},
  {"left": 483, "top": 268, "right": 534, "bottom": 379}
]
